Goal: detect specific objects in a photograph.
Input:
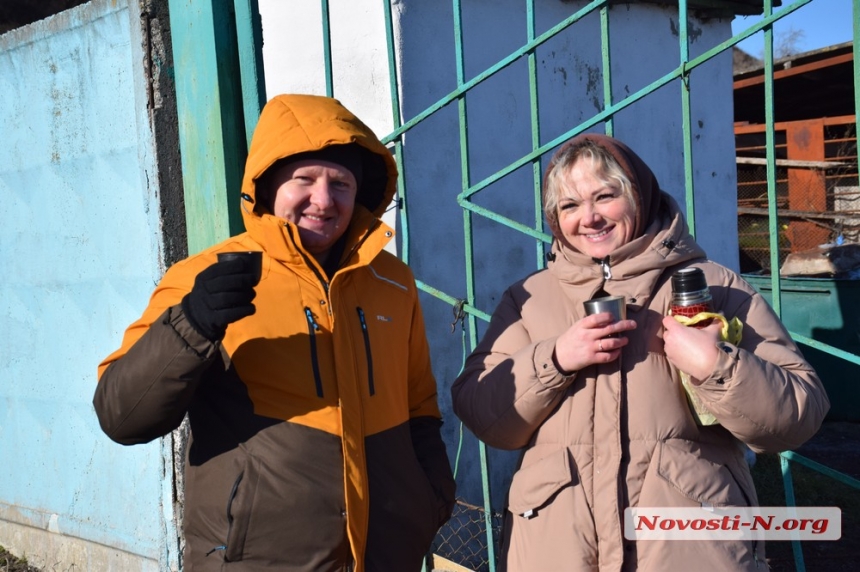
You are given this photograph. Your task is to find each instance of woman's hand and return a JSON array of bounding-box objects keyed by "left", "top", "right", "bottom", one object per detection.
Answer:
[
  {"left": 553, "top": 312, "right": 637, "bottom": 374},
  {"left": 661, "top": 316, "right": 723, "bottom": 385}
]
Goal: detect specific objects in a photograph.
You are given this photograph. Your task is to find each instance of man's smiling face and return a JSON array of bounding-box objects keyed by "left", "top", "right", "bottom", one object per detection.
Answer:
[{"left": 267, "top": 159, "right": 358, "bottom": 263}]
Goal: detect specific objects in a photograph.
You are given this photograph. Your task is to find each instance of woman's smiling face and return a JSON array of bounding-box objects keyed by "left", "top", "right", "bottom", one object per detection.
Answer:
[{"left": 556, "top": 158, "right": 636, "bottom": 259}]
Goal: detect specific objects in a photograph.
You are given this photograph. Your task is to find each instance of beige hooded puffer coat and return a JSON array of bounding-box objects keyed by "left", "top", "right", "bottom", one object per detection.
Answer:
[{"left": 451, "top": 134, "right": 829, "bottom": 571}]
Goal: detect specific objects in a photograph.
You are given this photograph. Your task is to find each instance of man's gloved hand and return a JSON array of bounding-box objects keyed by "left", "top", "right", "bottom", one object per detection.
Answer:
[{"left": 180, "top": 257, "right": 260, "bottom": 341}]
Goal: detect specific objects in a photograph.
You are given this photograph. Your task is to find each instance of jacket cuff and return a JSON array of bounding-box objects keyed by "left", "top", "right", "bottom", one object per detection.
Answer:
[
  {"left": 166, "top": 304, "right": 220, "bottom": 359},
  {"left": 534, "top": 339, "right": 577, "bottom": 389},
  {"left": 696, "top": 341, "right": 740, "bottom": 398}
]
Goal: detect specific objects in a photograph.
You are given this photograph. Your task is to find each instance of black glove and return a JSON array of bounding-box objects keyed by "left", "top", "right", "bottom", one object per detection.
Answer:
[{"left": 180, "top": 257, "right": 259, "bottom": 341}]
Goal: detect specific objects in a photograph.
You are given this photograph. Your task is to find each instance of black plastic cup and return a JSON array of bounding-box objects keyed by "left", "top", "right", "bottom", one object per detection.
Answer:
[{"left": 217, "top": 251, "right": 263, "bottom": 285}]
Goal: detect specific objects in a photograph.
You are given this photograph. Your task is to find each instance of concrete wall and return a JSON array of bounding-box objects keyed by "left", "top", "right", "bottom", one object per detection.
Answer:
[
  {"left": 258, "top": 0, "right": 739, "bottom": 513},
  {"left": 0, "top": 0, "right": 180, "bottom": 569}
]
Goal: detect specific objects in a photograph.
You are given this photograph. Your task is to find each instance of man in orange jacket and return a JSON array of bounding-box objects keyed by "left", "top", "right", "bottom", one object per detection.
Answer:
[{"left": 95, "top": 94, "right": 455, "bottom": 571}]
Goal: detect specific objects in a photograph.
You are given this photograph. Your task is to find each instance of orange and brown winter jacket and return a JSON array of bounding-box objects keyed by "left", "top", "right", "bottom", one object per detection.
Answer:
[{"left": 95, "top": 94, "right": 455, "bottom": 571}]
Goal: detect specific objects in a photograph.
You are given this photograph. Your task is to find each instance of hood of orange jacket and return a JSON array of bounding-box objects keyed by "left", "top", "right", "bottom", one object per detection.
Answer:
[{"left": 239, "top": 94, "right": 398, "bottom": 266}]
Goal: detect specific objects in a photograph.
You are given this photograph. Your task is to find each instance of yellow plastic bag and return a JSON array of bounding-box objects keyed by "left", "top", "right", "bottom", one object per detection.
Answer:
[{"left": 672, "top": 312, "right": 743, "bottom": 426}]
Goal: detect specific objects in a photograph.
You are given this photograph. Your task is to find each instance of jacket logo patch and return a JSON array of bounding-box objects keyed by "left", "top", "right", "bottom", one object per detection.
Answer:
[{"left": 376, "top": 315, "right": 392, "bottom": 322}]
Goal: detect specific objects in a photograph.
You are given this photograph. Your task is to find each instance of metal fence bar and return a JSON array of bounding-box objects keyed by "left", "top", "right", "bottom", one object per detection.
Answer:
[
  {"left": 233, "top": 0, "right": 266, "bottom": 149},
  {"left": 600, "top": 6, "right": 613, "bottom": 137},
  {"left": 382, "top": 0, "right": 409, "bottom": 265},
  {"left": 778, "top": 447, "right": 860, "bottom": 572},
  {"left": 381, "top": 0, "right": 609, "bottom": 145},
  {"left": 678, "top": 0, "right": 698, "bottom": 237},
  {"left": 779, "top": 455, "right": 806, "bottom": 572},
  {"left": 414, "top": 279, "right": 491, "bottom": 323},
  {"left": 856, "top": 0, "right": 860, "bottom": 132},
  {"left": 321, "top": 0, "right": 333, "bottom": 97},
  {"left": 762, "top": 0, "right": 783, "bottom": 319},
  {"left": 451, "top": 0, "right": 495, "bottom": 567},
  {"left": 790, "top": 334, "right": 860, "bottom": 366},
  {"left": 458, "top": 201, "right": 552, "bottom": 243},
  {"left": 527, "top": 0, "right": 545, "bottom": 270},
  {"left": 782, "top": 451, "right": 860, "bottom": 490}
]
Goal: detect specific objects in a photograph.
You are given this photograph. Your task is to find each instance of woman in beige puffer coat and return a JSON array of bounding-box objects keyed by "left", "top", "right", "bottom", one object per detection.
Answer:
[{"left": 451, "top": 133, "right": 829, "bottom": 571}]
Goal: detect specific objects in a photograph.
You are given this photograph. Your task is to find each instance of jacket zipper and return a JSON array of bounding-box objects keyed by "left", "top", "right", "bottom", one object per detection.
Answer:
[
  {"left": 356, "top": 307, "right": 375, "bottom": 396},
  {"left": 304, "top": 307, "right": 325, "bottom": 398},
  {"left": 205, "top": 471, "right": 244, "bottom": 558}
]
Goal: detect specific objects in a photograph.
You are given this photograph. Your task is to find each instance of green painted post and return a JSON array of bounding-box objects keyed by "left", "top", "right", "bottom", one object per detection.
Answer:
[
  {"left": 854, "top": 0, "right": 860, "bottom": 134},
  {"left": 322, "top": 0, "right": 334, "bottom": 97},
  {"left": 600, "top": 6, "right": 613, "bottom": 137},
  {"left": 451, "top": 0, "right": 496, "bottom": 566},
  {"left": 382, "top": 0, "right": 409, "bottom": 264},
  {"left": 168, "top": 0, "right": 248, "bottom": 254},
  {"left": 527, "top": 0, "right": 545, "bottom": 269},
  {"left": 762, "top": 0, "right": 782, "bottom": 317},
  {"left": 234, "top": 0, "right": 267, "bottom": 148},
  {"left": 678, "top": 0, "right": 697, "bottom": 237},
  {"left": 780, "top": 454, "right": 806, "bottom": 571}
]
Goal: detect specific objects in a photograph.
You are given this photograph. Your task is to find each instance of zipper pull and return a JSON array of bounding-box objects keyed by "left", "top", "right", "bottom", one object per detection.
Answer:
[
  {"left": 304, "top": 307, "right": 325, "bottom": 398},
  {"left": 356, "top": 307, "right": 376, "bottom": 396},
  {"left": 304, "top": 308, "right": 319, "bottom": 331},
  {"left": 593, "top": 256, "right": 612, "bottom": 280}
]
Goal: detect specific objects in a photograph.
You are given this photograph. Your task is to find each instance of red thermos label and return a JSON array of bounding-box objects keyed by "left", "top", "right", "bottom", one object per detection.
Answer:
[{"left": 671, "top": 303, "right": 711, "bottom": 318}]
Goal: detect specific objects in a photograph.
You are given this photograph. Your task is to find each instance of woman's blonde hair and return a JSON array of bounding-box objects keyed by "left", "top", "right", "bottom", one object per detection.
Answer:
[{"left": 543, "top": 139, "right": 636, "bottom": 236}]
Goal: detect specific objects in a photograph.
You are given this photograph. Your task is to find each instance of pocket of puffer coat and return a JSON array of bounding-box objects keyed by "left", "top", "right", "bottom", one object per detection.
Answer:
[
  {"left": 507, "top": 448, "right": 576, "bottom": 518},
  {"left": 224, "top": 456, "right": 260, "bottom": 562},
  {"left": 643, "top": 439, "right": 748, "bottom": 507}
]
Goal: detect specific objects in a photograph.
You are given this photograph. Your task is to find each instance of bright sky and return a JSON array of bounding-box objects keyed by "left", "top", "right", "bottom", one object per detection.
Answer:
[{"left": 731, "top": 0, "right": 855, "bottom": 58}]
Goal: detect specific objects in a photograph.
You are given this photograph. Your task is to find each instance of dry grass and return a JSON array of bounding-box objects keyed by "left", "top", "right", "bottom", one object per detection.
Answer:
[{"left": 0, "top": 547, "right": 41, "bottom": 572}]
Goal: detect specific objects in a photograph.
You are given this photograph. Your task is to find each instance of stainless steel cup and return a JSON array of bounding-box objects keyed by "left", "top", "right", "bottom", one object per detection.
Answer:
[{"left": 583, "top": 295, "right": 626, "bottom": 322}]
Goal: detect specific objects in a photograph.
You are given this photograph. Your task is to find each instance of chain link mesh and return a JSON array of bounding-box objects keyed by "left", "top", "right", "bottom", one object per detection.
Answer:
[
  {"left": 431, "top": 499, "right": 503, "bottom": 572},
  {"left": 736, "top": 122, "right": 859, "bottom": 274}
]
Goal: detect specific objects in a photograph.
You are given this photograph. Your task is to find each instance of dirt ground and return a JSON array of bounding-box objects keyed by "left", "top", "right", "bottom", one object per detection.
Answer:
[
  {"left": 754, "top": 421, "right": 860, "bottom": 572},
  {"left": 792, "top": 421, "right": 860, "bottom": 480}
]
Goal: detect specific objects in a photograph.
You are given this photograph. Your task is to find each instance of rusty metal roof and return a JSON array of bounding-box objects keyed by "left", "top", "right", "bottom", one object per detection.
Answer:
[{"left": 734, "top": 42, "right": 855, "bottom": 124}]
